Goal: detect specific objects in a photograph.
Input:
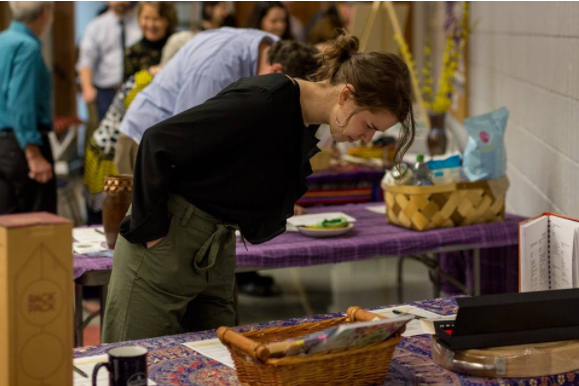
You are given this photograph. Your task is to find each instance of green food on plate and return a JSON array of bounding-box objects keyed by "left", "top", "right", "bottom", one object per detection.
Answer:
[{"left": 305, "top": 217, "right": 349, "bottom": 229}]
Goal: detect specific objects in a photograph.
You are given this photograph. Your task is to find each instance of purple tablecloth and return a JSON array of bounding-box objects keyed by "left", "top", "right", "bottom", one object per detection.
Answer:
[
  {"left": 306, "top": 168, "right": 384, "bottom": 184},
  {"left": 236, "top": 203, "right": 521, "bottom": 267},
  {"left": 74, "top": 203, "right": 523, "bottom": 295},
  {"left": 440, "top": 245, "right": 520, "bottom": 295},
  {"left": 74, "top": 253, "right": 113, "bottom": 281},
  {"left": 74, "top": 297, "right": 579, "bottom": 385}
]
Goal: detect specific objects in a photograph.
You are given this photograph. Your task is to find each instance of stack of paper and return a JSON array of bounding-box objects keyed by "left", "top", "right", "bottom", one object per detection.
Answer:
[
  {"left": 73, "top": 227, "right": 108, "bottom": 254},
  {"left": 182, "top": 338, "right": 234, "bottom": 368},
  {"left": 372, "top": 306, "right": 452, "bottom": 337}
]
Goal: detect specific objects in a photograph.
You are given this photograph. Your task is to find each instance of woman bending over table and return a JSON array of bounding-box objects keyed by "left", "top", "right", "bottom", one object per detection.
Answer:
[{"left": 102, "top": 32, "right": 416, "bottom": 342}]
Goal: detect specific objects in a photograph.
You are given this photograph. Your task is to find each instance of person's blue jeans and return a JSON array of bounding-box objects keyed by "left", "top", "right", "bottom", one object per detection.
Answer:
[{"left": 95, "top": 87, "right": 117, "bottom": 121}]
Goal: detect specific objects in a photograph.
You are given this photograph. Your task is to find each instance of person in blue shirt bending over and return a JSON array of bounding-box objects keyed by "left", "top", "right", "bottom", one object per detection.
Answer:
[
  {"left": 114, "top": 27, "right": 319, "bottom": 175},
  {"left": 0, "top": 1, "right": 56, "bottom": 215}
]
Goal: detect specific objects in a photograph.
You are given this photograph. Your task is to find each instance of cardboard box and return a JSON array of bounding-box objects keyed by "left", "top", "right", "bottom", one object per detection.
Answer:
[{"left": 0, "top": 212, "right": 72, "bottom": 386}]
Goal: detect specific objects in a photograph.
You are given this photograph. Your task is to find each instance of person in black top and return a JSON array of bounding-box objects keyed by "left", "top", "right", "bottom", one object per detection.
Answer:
[
  {"left": 246, "top": 1, "right": 293, "bottom": 40},
  {"left": 102, "top": 32, "right": 416, "bottom": 342},
  {"left": 123, "top": 1, "right": 177, "bottom": 81},
  {"left": 198, "top": 2, "right": 233, "bottom": 31}
]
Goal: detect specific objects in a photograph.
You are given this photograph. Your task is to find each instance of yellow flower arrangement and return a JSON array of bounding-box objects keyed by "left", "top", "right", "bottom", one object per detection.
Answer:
[
  {"left": 422, "top": 45, "right": 434, "bottom": 107},
  {"left": 395, "top": 1, "right": 470, "bottom": 115}
]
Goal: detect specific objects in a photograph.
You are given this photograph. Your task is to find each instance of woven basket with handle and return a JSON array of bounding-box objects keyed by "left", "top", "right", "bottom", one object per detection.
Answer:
[
  {"left": 384, "top": 177, "right": 509, "bottom": 231},
  {"left": 217, "top": 307, "right": 402, "bottom": 386}
]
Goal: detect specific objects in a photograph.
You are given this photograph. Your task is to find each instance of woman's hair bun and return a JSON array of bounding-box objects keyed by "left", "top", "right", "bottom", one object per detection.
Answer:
[
  {"left": 314, "top": 31, "right": 360, "bottom": 82},
  {"left": 333, "top": 32, "right": 360, "bottom": 62}
]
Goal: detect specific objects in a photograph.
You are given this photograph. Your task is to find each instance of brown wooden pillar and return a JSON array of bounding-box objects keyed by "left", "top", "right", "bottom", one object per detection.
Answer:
[
  {"left": 52, "top": 2, "right": 77, "bottom": 117},
  {"left": 0, "top": 2, "right": 12, "bottom": 31}
]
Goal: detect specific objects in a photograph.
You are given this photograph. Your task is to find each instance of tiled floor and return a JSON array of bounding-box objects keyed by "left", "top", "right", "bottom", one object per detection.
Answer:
[
  {"left": 238, "top": 257, "right": 433, "bottom": 325},
  {"left": 83, "top": 256, "right": 433, "bottom": 345}
]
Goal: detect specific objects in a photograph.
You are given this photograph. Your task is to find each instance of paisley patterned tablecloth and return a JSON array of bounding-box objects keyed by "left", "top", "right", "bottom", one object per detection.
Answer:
[{"left": 74, "top": 297, "right": 579, "bottom": 385}]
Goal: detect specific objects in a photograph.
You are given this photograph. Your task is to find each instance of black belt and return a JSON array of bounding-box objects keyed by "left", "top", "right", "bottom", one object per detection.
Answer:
[
  {"left": 0, "top": 128, "right": 50, "bottom": 138},
  {"left": 95, "top": 85, "right": 121, "bottom": 92},
  {"left": 0, "top": 129, "right": 14, "bottom": 138}
]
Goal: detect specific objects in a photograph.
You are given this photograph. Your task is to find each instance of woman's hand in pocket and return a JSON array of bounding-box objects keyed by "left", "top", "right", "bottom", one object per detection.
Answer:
[{"left": 146, "top": 237, "right": 163, "bottom": 249}]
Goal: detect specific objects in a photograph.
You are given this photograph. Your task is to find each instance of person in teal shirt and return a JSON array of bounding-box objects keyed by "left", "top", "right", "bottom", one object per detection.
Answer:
[{"left": 0, "top": 2, "right": 56, "bottom": 214}]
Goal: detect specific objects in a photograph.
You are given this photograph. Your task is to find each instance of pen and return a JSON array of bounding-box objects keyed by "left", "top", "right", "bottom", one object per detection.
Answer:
[
  {"left": 73, "top": 365, "right": 88, "bottom": 378},
  {"left": 94, "top": 228, "right": 105, "bottom": 235},
  {"left": 392, "top": 309, "right": 425, "bottom": 320}
]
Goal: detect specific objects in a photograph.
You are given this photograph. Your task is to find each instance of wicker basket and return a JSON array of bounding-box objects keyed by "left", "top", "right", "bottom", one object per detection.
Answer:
[
  {"left": 217, "top": 307, "right": 402, "bottom": 386},
  {"left": 384, "top": 177, "right": 509, "bottom": 231}
]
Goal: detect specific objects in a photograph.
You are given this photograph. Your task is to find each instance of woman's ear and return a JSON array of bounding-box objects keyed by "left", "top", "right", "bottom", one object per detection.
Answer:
[
  {"left": 270, "top": 63, "right": 284, "bottom": 73},
  {"left": 338, "top": 84, "right": 357, "bottom": 105}
]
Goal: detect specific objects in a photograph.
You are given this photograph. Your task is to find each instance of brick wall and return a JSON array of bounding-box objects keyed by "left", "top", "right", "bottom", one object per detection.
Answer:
[
  {"left": 462, "top": 2, "right": 579, "bottom": 217},
  {"left": 415, "top": 2, "right": 579, "bottom": 217}
]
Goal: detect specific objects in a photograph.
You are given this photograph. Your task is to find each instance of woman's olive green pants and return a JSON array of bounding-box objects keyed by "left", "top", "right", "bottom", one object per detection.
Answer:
[{"left": 102, "top": 195, "right": 237, "bottom": 343}]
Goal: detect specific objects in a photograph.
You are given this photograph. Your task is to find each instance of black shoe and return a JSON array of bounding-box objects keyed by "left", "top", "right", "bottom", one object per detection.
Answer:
[
  {"left": 238, "top": 282, "right": 276, "bottom": 297},
  {"left": 236, "top": 272, "right": 277, "bottom": 297},
  {"left": 236, "top": 271, "right": 274, "bottom": 286}
]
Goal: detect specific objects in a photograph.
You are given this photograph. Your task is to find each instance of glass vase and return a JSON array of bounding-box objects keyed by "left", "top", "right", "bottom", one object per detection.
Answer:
[{"left": 427, "top": 113, "right": 448, "bottom": 156}]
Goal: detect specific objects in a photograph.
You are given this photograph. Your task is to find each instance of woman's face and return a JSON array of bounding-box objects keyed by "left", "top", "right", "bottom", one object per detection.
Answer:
[
  {"left": 211, "top": 2, "right": 230, "bottom": 26},
  {"left": 139, "top": 4, "right": 169, "bottom": 42},
  {"left": 330, "top": 101, "right": 398, "bottom": 143},
  {"left": 261, "top": 7, "right": 288, "bottom": 38}
]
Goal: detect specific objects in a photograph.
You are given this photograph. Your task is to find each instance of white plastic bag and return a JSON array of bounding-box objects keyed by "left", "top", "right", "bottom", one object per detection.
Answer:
[{"left": 463, "top": 107, "right": 509, "bottom": 181}]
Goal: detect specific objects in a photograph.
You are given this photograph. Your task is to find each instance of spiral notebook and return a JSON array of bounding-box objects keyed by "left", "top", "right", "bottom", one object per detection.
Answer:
[{"left": 519, "top": 213, "right": 579, "bottom": 292}]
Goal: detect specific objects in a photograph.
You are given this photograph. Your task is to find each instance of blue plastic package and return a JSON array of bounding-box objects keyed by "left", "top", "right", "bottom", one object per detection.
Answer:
[
  {"left": 463, "top": 107, "right": 509, "bottom": 181},
  {"left": 426, "top": 154, "right": 462, "bottom": 170},
  {"left": 427, "top": 154, "right": 462, "bottom": 184}
]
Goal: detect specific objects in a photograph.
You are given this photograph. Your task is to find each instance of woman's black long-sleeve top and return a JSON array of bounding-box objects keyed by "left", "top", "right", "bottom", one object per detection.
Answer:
[{"left": 120, "top": 73, "right": 320, "bottom": 245}]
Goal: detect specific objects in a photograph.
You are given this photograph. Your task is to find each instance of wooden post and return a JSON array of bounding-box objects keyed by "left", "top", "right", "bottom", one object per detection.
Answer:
[
  {"left": 357, "top": 1, "right": 430, "bottom": 130},
  {"left": 359, "top": 1, "right": 381, "bottom": 52},
  {"left": 0, "top": 2, "right": 12, "bottom": 31},
  {"left": 383, "top": 1, "right": 430, "bottom": 130},
  {"left": 52, "top": 2, "right": 77, "bottom": 117}
]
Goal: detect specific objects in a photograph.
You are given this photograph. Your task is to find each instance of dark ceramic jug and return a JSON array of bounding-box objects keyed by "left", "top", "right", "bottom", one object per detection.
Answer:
[{"left": 102, "top": 175, "right": 133, "bottom": 249}]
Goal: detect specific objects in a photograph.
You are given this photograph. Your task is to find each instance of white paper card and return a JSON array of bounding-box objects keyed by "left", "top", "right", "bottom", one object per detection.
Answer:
[
  {"left": 366, "top": 205, "right": 386, "bottom": 214},
  {"left": 73, "top": 354, "right": 157, "bottom": 386},
  {"left": 372, "top": 306, "right": 448, "bottom": 337},
  {"left": 287, "top": 212, "right": 356, "bottom": 227},
  {"left": 182, "top": 338, "right": 234, "bottom": 368},
  {"left": 73, "top": 241, "right": 108, "bottom": 254},
  {"left": 73, "top": 227, "right": 106, "bottom": 243}
]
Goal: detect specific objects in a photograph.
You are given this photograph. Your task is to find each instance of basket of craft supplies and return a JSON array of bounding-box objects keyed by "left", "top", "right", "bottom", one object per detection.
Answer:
[
  {"left": 383, "top": 107, "right": 513, "bottom": 231},
  {"left": 384, "top": 176, "right": 509, "bottom": 231},
  {"left": 217, "top": 306, "right": 404, "bottom": 386}
]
